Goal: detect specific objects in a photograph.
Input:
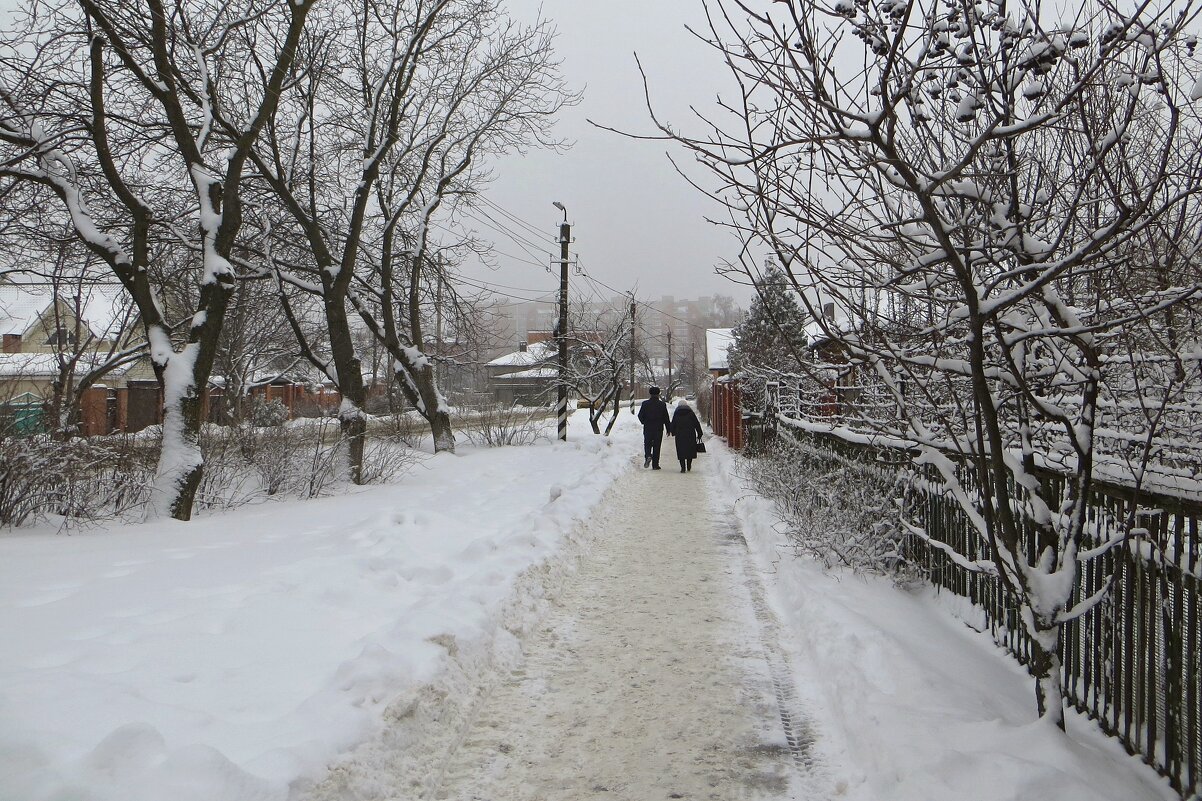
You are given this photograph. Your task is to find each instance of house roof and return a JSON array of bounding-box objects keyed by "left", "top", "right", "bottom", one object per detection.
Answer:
[
  {"left": 705, "top": 328, "right": 735, "bottom": 371},
  {"left": 804, "top": 308, "right": 859, "bottom": 346},
  {"left": 486, "top": 341, "right": 556, "bottom": 368},
  {"left": 0, "top": 284, "right": 132, "bottom": 339},
  {"left": 494, "top": 366, "right": 559, "bottom": 380},
  {"left": 0, "top": 286, "right": 47, "bottom": 336}
]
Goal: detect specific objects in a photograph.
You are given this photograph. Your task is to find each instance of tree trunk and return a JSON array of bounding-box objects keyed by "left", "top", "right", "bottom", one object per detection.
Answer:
[
  {"left": 340, "top": 412, "right": 367, "bottom": 484},
  {"left": 413, "top": 361, "right": 454, "bottom": 453},
  {"left": 49, "top": 373, "right": 75, "bottom": 440},
  {"left": 604, "top": 385, "right": 622, "bottom": 435},
  {"left": 1029, "top": 616, "right": 1066, "bottom": 730},
  {"left": 325, "top": 293, "right": 367, "bottom": 483},
  {"left": 150, "top": 370, "right": 205, "bottom": 521}
]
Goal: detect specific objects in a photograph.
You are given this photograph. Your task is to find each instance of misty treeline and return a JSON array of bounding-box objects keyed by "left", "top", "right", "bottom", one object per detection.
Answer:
[
  {"left": 659, "top": 0, "right": 1202, "bottom": 728},
  {"left": 0, "top": 0, "right": 575, "bottom": 520}
]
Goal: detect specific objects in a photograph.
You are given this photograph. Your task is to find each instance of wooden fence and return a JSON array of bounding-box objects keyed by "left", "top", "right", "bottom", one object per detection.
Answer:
[
  {"left": 711, "top": 378, "right": 745, "bottom": 450},
  {"left": 783, "top": 423, "right": 1202, "bottom": 798}
]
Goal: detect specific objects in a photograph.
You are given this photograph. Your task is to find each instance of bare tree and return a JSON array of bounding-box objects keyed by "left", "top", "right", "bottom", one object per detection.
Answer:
[
  {"left": 655, "top": 0, "right": 1202, "bottom": 726},
  {"left": 249, "top": 0, "right": 572, "bottom": 478},
  {"left": 0, "top": 0, "right": 315, "bottom": 519},
  {"left": 557, "top": 302, "right": 630, "bottom": 434}
]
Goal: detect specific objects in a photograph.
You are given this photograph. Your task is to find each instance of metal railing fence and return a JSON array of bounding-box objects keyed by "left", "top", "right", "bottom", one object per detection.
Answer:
[{"left": 780, "top": 423, "right": 1201, "bottom": 798}]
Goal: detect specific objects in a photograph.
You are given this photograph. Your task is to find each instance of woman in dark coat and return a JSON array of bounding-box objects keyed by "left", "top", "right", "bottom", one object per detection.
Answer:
[{"left": 671, "top": 399, "right": 705, "bottom": 473}]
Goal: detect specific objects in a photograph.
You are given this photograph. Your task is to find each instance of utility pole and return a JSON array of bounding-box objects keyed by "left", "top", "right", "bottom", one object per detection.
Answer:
[
  {"left": 628, "top": 295, "right": 637, "bottom": 412},
  {"left": 666, "top": 326, "right": 673, "bottom": 398},
  {"left": 691, "top": 341, "right": 697, "bottom": 395},
  {"left": 553, "top": 202, "right": 569, "bottom": 441}
]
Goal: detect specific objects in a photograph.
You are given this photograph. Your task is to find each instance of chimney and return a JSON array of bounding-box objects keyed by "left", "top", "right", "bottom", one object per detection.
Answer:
[{"left": 518, "top": 340, "right": 528, "bottom": 352}]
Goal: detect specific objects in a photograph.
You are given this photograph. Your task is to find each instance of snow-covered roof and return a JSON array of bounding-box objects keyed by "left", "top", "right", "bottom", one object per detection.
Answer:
[
  {"left": 247, "top": 363, "right": 327, "bottom": 386},
  {"left": 0, "top": 285, "right": 132, "bottom": 338},
  {"left": 804, "top": 308, "right": 859, "bottom": 346},
  {"left": 494, "top": 367, "right": 559, "bottom": 380},
  {"left": 0, "top": 286, "right": 47, "bottom": 336},
  {"left": 705, "top": 328, "right": 735, "bottom": 371},
  {"left": 0, "top": 351, "right": 135, "bottom": 378},
  {"left": 75, "top": 287, "right": 132, "bottom": 336},
  {"left": 487, "top": 341, "right": 556, "bottom": 368}
]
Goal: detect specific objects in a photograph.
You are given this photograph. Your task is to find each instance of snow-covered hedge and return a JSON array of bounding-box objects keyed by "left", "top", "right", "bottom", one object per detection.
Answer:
[
  {"left": 462, "top": 403, "right": 552, "bottom": 447},
  {"left": 0, "top": 436, "right": 150, "bottom": 527},
  {"left": 736, "top": 430, "right": 909, "bottom": 574},
  {"left": 0, "top": 422, "right": 419, "bottom": 528}
]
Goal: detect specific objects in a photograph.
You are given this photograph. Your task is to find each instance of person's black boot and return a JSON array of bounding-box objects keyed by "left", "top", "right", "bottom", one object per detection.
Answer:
[
  {"left": 644, "top": 456, "right": 651, "bottom": 468},
  {"left": 687, "top": 459, "right": 693, "bottom": 472},
  {"left": 680, "top": 460, "right": 686, "bottom": 473}
]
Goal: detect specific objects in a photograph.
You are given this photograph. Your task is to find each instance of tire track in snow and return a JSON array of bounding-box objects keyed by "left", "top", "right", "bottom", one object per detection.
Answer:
[{"left": 716, "top": 511, "right": 826, "bottom": 791}]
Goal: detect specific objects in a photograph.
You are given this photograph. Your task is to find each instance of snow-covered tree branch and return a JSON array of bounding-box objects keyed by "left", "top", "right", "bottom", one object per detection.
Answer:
[
  {"left": 0, "top": 0, "right": 315, "bottom": 519},
  {"left": 661, "top": 0, "right": 1202, "bottom": 727},
  {"left": 248, "top": 0, "right": 573, "bottom": 474}
]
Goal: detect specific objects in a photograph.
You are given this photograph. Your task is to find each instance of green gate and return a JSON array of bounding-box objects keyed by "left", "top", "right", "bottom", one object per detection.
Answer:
[{"left": 3, "top": 393, "right": 46, "bottom": 436}]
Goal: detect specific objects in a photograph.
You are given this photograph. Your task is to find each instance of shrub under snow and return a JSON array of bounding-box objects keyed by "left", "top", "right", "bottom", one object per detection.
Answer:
[
  {"left": 737, "top": 431, "right": 910, "bottom": 575},
  {"left": 0, "top": 421, "right": 420, "bottom": 528}
]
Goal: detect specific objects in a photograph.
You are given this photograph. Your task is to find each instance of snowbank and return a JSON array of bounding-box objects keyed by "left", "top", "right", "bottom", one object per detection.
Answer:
[
  {"left": 0, "top": 411, "right": 637, "bottom": 801},
  {"left": 706, "top": 439, "right": 1177, "bottom": 801}
]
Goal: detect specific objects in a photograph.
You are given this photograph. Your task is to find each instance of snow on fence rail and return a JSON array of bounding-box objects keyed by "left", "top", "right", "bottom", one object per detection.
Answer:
[
  {"left": 781, "top": 422, "right": 1202, "bottom": 798},
  {"left": 761, "top": 369, "right": 1202, "bottom": 502}
]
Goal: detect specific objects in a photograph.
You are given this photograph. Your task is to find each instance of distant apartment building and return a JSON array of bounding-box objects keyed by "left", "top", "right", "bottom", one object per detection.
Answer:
[
  {"left": 493, "top": 294, "right": 732, "bottom": 359},
  {"left": 641, "top": 295, "right": 718, "bottom": 361}
]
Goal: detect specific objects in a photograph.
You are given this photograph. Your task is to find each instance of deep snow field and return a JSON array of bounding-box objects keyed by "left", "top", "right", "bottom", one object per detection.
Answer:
[
  {"left": 0, "top": 408, "right": 1179, "bottom": 801},
  {"left": 0, "top": 412, "right": 630, "bottom": 801}
]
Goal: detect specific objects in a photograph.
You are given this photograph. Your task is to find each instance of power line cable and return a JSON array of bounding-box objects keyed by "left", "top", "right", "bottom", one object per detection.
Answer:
[
  {"left": 463, "top": 213, "right": 549, "bottom": 258},
  {"left": 463, "top": 200, "right": 552, "bottom": 247},
  {"left": 458, "top": 208, "right": 553, "bottom": 265},
  {"left": 473, "top": 195, "right": 556, "bottom": 243},
  {"left": 453, "top": 275, "right": 558, "bottom": 303},
  {"left": 576, "top": 267, "right": 715, "bottom": 337},
  {"left": 426, "top": 219, "right": 549, "bottom": 270},
  {"left": 454, "top": 274, "right": 556, "bottom": 295}
]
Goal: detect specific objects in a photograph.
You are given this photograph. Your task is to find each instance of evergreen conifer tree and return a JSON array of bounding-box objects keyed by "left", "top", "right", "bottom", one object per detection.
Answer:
[{"left": 729, "top": 264, "right": 809, "bottom": 375}]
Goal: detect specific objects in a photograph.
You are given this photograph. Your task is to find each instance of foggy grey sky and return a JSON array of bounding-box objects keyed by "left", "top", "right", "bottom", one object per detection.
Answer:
[
  {"left": 459, "top": 0, "right": 756, "bottom": 309},
  {"left": 0, "top": 0, "right": 756, "bottom": 308}
]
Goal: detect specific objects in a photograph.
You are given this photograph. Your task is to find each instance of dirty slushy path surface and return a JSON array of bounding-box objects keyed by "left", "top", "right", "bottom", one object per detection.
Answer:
[{"left": 427, "top": 456, "right": 822, "bottom": 801}]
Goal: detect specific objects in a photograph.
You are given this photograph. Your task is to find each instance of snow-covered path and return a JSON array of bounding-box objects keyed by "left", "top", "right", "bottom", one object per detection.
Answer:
[{"left": 425, "top": 457, "right": 810, "bottom": 801}]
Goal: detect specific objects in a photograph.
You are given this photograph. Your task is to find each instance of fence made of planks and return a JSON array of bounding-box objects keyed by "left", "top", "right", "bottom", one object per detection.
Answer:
[{"left": 783, "top": 423, "right": 1202, "bottom": 799}]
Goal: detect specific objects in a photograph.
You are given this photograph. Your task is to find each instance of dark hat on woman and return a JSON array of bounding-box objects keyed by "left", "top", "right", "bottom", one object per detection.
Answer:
[{"left": 648, "top": 385, "right": 661, "bottom": 395}]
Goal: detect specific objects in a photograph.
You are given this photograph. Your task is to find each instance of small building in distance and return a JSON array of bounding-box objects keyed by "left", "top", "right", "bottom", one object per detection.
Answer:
[{"left": 486, "top": 335, "right": 557, "bottom": 406}]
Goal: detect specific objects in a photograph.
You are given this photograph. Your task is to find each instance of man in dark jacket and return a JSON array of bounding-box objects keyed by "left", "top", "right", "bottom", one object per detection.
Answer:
[{"left": 637, "top": 386, "right": 671, "bottom": 469}]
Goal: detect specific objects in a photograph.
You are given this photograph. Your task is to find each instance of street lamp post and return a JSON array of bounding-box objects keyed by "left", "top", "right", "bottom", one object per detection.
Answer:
[{"left": 553, "top": 201, "right": 569, "bottom": 441}]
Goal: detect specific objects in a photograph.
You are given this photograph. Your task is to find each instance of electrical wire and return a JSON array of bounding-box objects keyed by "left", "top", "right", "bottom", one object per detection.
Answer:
[
  {"left": 453, "top": 274, "right": 558, "bottom": 303},
  {"left": 458, "top": 208, "right": 553, "bottom": 266},
  {"left": 426, "top": 219, "right": 550, "bottom": 270},
  {"left": 464, "top": 205, "right": 556, "bottom": 251},
  {"left": 575, "top": 264, "right": 715, "bottom": 338},
  {"left": 473, "top": 195, "right": 556, "bottom": 243},
  {"left": 454, "top": 273, "right": 556, "bottom": 295}
]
